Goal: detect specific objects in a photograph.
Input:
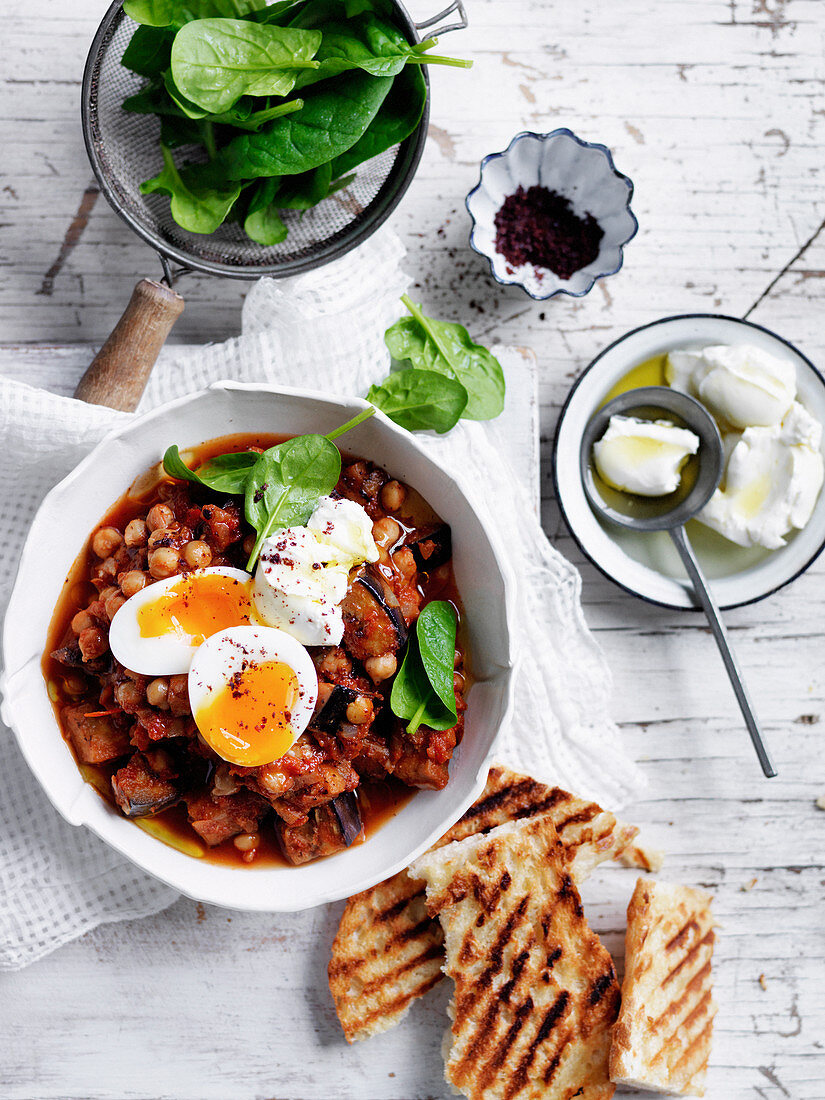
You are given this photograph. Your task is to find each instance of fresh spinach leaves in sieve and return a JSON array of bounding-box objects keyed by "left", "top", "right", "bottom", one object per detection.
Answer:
[
  {"left": 119, "top": 0, "right": 470, "bottom": 244},
  {"left": 390, "top": 601, "right": 458, "bottom": 734}
]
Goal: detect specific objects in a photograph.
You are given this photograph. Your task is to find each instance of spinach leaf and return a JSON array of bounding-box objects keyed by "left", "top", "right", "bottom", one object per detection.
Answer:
[
  {"left": 163, "top": 445, "right": 259, "bottom": 493},
  {"left": 385, "top": 295, "right": 505, "bottom": 421},
  {"left": 244, "top": 434, "right": 342, "bottom": 568},
  {"left": 124, "top": 0, "right": 270, "bottom": 28},
  {"left": 367, "top": 368, "right": 467, "bottom": 434},
  {"left": 221, "top": 70, "right": 393, "bottom": 179},
  {"left": 121, "top": 25, "right": 174, "bottom": 76},
  {"left": 170, "top": 20, "right": 321, "bottom": 113},
  {"left": 243, "top": 177, "right": 289, "bottom": 243},
  {"left": 330, "top": 64, "right": 425, "bottom": 177},
  {"left": 276, "top": 162, "right": 332, "bottom": 209},
  {"left": 390, "top": 601, "right": 458, "bottom": 734},
  {"left": 253, "top": 0, "right": 306, "bottom": 22},
  {"left": 140, "top": 144, "right": 242, "bottom": 233}
]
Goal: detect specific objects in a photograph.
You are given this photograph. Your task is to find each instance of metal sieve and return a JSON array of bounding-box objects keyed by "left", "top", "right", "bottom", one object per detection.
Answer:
[{"left": 74, "top": 0, "right": 468, "bottom": 409}]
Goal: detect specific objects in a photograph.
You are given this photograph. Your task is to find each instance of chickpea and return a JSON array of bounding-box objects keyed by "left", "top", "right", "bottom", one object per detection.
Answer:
[
  {"left": 78, "top": 626, "right": 108, "bottom": 661},
  {"left": 242, "top": 533, "right": 256, "bottom": 557},
  {"left": 97, "top": 557, "right": 118, "bottom": 581},
  {"left": 184, "top": 540, "right": 212, "bottom": 569},
  {"left": 372, "top": 517, "right": 401, "bottom": 549},
  {"left": 124, "top": 518, "right": 148, "bottom": 547},
  {"left": 391, "top": 547, "right": 417, "bottom": 580},
  {"left": 104, "top": 593, "right": 126, "bottom": 621},
  {"left": 62, "top": 674, "right": 87, "bottom": 696},
  {"left": 146, "top": 677, "right": 170, "bottom": 710},
  {"left": 120, "top": 570, "right": 148, "bottom": 598},
  {"left": 380, "top": 480, "right": 407, "bottom": 512},
  {"left": 71, "top": 609, "right": 94, "bottom": 635},
  {"left": 115, "top": 678, "right": 143, "bottom": 712},
  {"left": 149, "top": 546, "right": 181, "bottom": 579},
  {"left": 346, "top": 696, "right": 374, "bottom": 725},
  {"left": 148, "top": 525, "right": 178, "bottom": 550},
  {"left": 233, "top": 833, "right": 260, "bottom": 853},
  {"left": 365, "top": 653, "right": 397, "bottom": 684},
  {"left": 99, "top": 586, "right": 119, "bottom": 603},
  {"left": 92, "top": 526, "right": 123, "bottom": 559},
  {"left": 147, "top": 503, "right": 175, "bottom": 532},
  {"left": 453, "top": 672, "right": 465, "bottom": 694}
]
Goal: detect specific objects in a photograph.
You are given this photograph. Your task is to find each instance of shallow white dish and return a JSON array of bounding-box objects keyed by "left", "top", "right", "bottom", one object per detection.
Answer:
[
  {"left": 0, "top": 382, "right": 516, "bottom": 912},
  {"left": 466, "top": 129, "right": 638, "bottom": 300},
  {"left": 554, "top": 314, "right": 825, "bottom": 610}
]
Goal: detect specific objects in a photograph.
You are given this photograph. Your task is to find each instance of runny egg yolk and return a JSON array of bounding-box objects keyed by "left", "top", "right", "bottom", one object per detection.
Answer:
[
  {"left": 138, "top": 573, "right": 253, "bottom": 645},
  {"left": 193, "top": 660, "right": 300, "bottom": 767}
]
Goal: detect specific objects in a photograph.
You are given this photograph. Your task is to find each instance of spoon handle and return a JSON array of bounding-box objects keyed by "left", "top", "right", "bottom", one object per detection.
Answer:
[{"left": 669, "top": 524, "right": 777, "bottom": 778}]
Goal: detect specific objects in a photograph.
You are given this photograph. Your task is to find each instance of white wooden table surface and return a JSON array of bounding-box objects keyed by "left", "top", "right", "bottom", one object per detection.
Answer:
[{"left": 2, "top": 1, "right": 825, "bottom": 1098}]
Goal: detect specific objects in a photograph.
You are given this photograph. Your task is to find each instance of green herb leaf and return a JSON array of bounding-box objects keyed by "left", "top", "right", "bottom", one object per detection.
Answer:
[
  {"left": 243, "top": 177, "right": 289, "bottom": 243},
  {"left": 329, "top": 64, "right": 425, "bottom": 177},
  {"left": 390, "top": 601, "right": 458, "bottom": 734},
  {"left": 385, "top": 295, "right": 505, "bottom": 421},
  {"left": 170, "top": 19, "right": 321, "bottom": 113},
  {"left": 367, "top": 368, "right": 467, "bottom": 433},
  {"left": 244, "top": 434, "right": 341, "bottom": 568},
  {"left": 124, "top": 0, "right": 270, "bottom": 29},
  {"left": 163, "top": 445, "right": 259, "bottom": 493},
  {"left": 140, "top": 144, "right": 242, "bottom": 233},
  {"left": 221, "top": 70, "right": 394, "bottom": 179},
  {"left": 121, "top": 25, "right": 175, "bottom": 75}
]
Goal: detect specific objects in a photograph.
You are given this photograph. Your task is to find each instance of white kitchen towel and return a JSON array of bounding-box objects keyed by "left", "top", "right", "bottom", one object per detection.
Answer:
[{"left": 0, "top": 228, "right": 642, "bottom": 971}]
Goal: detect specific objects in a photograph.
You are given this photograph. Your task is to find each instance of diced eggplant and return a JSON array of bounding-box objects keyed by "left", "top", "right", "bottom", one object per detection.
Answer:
[
  {"left": 390, "top": 727, "right": 450, "bottom": 790},
  {"left": 408, "top": 523, "right": 452, "bottom": 572},
  {"left": 62, "top": 705, "right": 131, "bottom": 765},
  {"left": 330, "top": 791, "right": 363, "bottom": 847},
  {"left": 275, "top": 802, "right": 354, "bottom": 865},
  {"left": 51, "top": 644, "right": 111, "bottom": 676},
  {"left": 111, "top": 752, "right": 179, "bottom": 818},
  {"left": 186, "top": 786, "right": 268, "bottom": 847},
  {"left": 341, "top": 569, "right": 408, "bottom": 661},
  {"left": 312, "top": 685, "right": 358, "bottom": 735}
]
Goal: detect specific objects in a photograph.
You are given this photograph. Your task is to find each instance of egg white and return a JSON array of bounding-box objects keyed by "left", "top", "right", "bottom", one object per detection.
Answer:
[
  {"left": 187, "top": 625, "right": 318, "bottom": 761},
  {"left": 108, "top": 566, "right": 253, "bottom": 676}
]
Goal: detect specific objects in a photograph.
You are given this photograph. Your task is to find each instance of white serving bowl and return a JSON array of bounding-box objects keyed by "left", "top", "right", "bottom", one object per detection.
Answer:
[
  {"left": 1, "top": 382, "right": 516, "bottom": 911},
  {"left": 466, "top": 129, "right": 638, "bottom": 300},
  {"left": 554, "top": 314, "right": 825, "bottom": 610}
]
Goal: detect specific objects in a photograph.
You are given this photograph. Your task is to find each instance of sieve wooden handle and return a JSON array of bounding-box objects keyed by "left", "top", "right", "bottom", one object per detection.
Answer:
[{"left": 74, "top": 278, "right": 185, "bottom": 411}]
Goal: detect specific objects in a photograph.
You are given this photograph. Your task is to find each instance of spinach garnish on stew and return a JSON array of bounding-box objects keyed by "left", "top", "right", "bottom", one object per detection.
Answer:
[
  {"left": 163, "top": 406, "right": 376, "bottom": 570},
  {"left": 119, "top": 0, "right": 470, "bottom": 243},
  {"left": 390, "top": 601, "right": 458, "bottom": 734}
]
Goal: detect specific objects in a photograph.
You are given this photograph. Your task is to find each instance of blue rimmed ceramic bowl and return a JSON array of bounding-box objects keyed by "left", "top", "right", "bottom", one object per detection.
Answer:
[{"left": 466, "top": 129, "right": 638, "bottom": 301}]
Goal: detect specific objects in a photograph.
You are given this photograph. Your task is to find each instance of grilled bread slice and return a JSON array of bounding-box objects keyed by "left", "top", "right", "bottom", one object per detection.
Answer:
[
  {"left": 328, "top": 765, "right": 637, "bottom": 1043},
  {"left": 411, "top": 814, "right": 620, "bottom": 1100},
  {"left": 609, "top": 879, "right": 717, "bottom": 1096}
]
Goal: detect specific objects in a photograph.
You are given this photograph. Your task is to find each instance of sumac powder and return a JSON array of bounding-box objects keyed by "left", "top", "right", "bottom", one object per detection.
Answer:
[{"left": 494, "top": 185, "right": 603, "bottom": 280}]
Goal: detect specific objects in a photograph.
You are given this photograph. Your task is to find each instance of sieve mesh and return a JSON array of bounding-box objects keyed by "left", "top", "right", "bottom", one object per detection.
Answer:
[{"left": 82, "top": 1, "right": 430, "bottom": 278}]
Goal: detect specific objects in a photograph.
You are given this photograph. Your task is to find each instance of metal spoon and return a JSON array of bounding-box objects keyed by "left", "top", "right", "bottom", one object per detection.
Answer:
[{"left": 580, "top": 386, "right": 777, "bottom": 778}]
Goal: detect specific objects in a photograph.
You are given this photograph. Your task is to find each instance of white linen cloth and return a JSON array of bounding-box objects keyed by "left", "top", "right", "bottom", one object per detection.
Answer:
[{"left": 0, "top": 229, "right": 642, "bottom": 970}]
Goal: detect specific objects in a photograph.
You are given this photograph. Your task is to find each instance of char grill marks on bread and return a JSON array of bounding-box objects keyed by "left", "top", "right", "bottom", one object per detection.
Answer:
[
  {"left": 411, "top": 814, "right": 619, "bottom": 1100},
  {"left": 609, "top": 878, "right": 717, "bottom": 1097},
  {"left": 328, "top": 764, "right": 638, "bottom": 1043}
]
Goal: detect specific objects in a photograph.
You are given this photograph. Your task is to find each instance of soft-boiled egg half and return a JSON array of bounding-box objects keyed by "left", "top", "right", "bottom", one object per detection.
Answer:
[
  {"left": 109, "top": 567, "right": 255, "bottom": 676},
  {"left": 188, "top": 626, "right": 318, "bottom": 766}
]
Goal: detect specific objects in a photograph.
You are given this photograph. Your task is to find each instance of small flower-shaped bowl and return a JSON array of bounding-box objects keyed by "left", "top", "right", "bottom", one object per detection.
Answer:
[{"left": 466, "top": 129, "right": 638, "bottom": 300}]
